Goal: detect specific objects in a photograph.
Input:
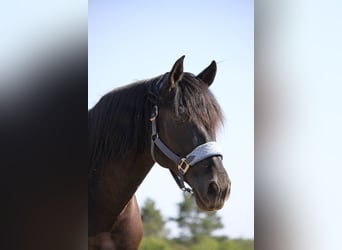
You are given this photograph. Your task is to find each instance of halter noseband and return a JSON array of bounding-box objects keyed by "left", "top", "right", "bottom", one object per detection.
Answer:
[{"left": 150, "top": 79, "right": 223, "bottom": 196}]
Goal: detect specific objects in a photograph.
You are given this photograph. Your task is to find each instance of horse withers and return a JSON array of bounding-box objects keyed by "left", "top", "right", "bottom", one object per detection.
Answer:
[{"left": 88, "top": 56, "right": 231, "bottom": 249}]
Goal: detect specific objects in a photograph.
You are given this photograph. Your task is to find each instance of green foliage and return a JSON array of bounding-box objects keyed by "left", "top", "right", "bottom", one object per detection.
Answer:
[
  {"left": 217, "top": 239, "right": 254, "bottom": 250},
  {"left": 140, "top": 236, "right": 254, "bottom": 250},
  {"left": 190, "top": 235, "right": 220, "bottom": 250},
  {"left": 140, "top": 197, "right": 254, "bottom": 250},
  {"left": 141, "top": 198, "right": 168, "bottom": 237},
  {"left": 173, "top": 196, "right": 223, "bottom": 241},
  {"left": 140, "top": 237, "right": 172, "bottom": 250}
]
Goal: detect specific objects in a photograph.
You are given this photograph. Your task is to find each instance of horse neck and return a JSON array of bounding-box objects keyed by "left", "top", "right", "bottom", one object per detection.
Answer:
[
  {"left": 102, "top": 150, "right": 154, "bottom": 217},
  {"left": 89, "top": 149, "right": 154, "bottom": 235}
]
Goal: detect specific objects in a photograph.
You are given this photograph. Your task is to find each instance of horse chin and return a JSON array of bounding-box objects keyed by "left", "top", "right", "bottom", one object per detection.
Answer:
[{"left": 192, "top": 190, "right": 224, "bottom": 211}]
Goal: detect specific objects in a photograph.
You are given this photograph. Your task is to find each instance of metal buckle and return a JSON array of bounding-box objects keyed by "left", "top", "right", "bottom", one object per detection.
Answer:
[
  {"left": 178, "top": 158, "right": 190, "bottom": 175},
  {"left": 182, "top": 187, "right": 193, "bottom": 198},
  {"left": 150, "top": 106, "right": 158, "bottom": 121}
]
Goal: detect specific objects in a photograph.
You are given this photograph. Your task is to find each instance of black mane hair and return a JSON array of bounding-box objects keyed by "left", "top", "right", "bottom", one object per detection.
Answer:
[{"left": 88, "top": 72, "right": 223, "bottom": 171}]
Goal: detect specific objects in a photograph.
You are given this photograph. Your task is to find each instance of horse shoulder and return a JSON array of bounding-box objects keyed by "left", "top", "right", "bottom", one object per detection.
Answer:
[{"left": 111, "top": 195, "right": 143, "bottom": 250}]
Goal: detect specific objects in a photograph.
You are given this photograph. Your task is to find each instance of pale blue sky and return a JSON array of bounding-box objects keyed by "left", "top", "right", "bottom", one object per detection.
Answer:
[{"left": 89, "top": 0, "right": 253, "bottom": 239}]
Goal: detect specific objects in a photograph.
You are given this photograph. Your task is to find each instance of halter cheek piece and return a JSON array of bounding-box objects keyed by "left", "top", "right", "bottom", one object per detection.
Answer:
[{"left": 150, "top": 105, "right": 223, "bottom": 197}]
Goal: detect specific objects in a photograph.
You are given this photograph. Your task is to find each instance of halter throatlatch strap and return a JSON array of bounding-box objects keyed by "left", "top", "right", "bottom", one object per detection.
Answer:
[{"left": 150, "top": 105, "right": 223, "bottom": 196}]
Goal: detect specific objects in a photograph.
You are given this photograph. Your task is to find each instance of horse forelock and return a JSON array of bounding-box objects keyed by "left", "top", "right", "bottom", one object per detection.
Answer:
[{"left": 173, "top": 73, "right": 224, "bottom": 135}]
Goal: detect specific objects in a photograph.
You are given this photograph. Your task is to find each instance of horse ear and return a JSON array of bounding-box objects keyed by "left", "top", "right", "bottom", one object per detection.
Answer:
[
  {"left": 168, "top": 55, "right": 185, "bottom": 88},
  {"left": 197, "top": 60, "right": 217, "bottom": 87}
]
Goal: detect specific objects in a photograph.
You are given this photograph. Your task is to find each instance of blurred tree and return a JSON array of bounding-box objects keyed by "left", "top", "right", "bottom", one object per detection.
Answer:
[
  {"left": 172, "top": 195, "right": 224, "bottom": 242},
  {"left": 141, "top": 198, "right": 169, "bottom": 237}
]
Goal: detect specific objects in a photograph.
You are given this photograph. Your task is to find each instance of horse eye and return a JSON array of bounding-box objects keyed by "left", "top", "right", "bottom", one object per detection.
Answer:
[
  {"left": 178, "top": 106, "right": 186, "bottom": 115},
  {"left": 175, "top": 117, "right": 186, "bottom": 125},
  {"left": 176, "top": 107, "right": 189, "bottom": 124}
]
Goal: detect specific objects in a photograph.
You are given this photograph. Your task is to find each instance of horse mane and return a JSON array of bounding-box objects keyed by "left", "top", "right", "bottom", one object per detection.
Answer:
[
  {"left": 88, "top": 72, "right": 223, "bottom": 172},
  {"left": 173, "top": 73, "right": 224, "bottom": 135}
]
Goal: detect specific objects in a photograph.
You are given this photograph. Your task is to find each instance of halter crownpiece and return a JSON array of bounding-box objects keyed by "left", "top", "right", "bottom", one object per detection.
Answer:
[{"left": 150, "top": 104, "right": 223, "bottom": 196}]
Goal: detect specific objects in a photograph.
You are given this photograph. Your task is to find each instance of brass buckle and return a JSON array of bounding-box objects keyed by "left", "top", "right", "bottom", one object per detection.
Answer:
[{"left": 178, "top": 158, "right": 190, "bottom": 175}]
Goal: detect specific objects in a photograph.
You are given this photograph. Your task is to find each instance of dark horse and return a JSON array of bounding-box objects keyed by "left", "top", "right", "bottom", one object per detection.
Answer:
[{"left": 88, "top": 56, "right": 231, "bottom": 249}]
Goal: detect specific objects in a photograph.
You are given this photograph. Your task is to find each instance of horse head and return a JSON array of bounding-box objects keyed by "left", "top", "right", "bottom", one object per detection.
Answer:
[{"left": 151, "top": 56, "right": 231, "bottom": 211}]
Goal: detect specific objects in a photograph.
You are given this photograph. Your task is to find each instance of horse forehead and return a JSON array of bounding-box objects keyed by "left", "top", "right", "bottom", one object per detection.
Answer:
[{"left": 174, "top": 122, "right": 213, "bottom": 146}]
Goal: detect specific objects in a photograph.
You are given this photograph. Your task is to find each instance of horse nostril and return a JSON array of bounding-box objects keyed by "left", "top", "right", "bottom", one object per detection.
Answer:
[{"left": 208, "top": 181, "right": 219, "bottom": 196}]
